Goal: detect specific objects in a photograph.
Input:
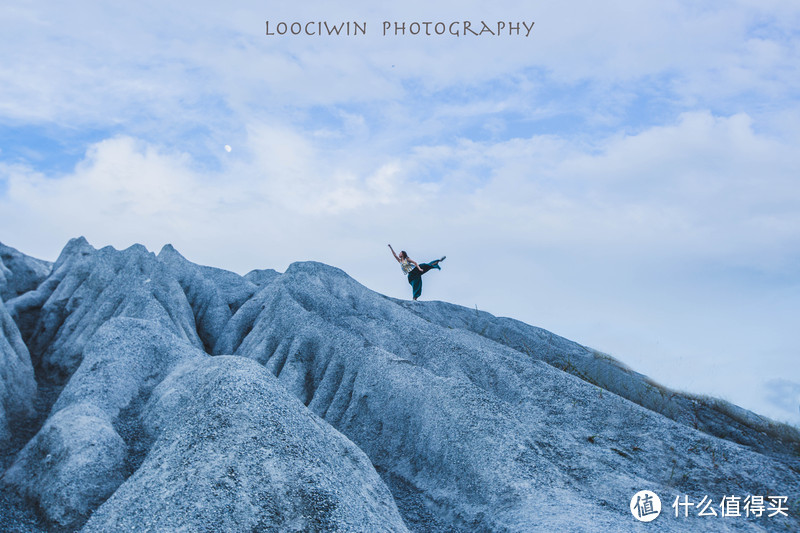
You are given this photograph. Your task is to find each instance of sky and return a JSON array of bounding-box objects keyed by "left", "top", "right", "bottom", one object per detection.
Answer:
[{"left": 0, "top": 1, "right": 798, "bottom": 426}]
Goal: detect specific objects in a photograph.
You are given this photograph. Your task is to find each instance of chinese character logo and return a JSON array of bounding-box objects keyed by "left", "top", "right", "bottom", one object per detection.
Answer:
[{"left": 631, "top": 490, "right": 662, "bottom": 522}]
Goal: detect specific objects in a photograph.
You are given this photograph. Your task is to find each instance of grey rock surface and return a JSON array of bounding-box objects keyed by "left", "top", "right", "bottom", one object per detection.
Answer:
[
  {"left": 83, "top": 356, "right": 407, "bottom": 532},
  {"left": 156, "top": 244, "right": 257, "bottom": 353},
  {"left": 0, "top": 239, "right": 798, "bottom": 532},
  {"left": 2, "top": 401, "right": 127, "bottom": 528},
  {"left": 2, "top": 317, "right": 203, "bottom": 528},
  {"left": 406, "top": 300, "right": 800, "bottom": 457}
]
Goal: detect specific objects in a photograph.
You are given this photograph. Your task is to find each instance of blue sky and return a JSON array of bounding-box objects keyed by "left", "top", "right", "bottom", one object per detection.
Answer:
[{"left": 1, "top": 0, "right": 799, "bottom": 425}]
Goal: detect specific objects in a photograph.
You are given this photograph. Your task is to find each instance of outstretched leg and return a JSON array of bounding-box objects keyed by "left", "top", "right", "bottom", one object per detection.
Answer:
[{"left": 419, "top": 258, "right": 443, "bottom": 273}]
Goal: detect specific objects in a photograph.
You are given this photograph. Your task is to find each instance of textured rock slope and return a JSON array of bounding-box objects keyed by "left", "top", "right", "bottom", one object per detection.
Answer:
[{"left": 0, "top": 238, "right": 798, "bottom": 532}]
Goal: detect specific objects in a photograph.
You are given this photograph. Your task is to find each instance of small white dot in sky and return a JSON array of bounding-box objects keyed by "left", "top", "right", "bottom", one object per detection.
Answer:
[{"left": 224, "top": 145, "right": 232, "bottom": 152}]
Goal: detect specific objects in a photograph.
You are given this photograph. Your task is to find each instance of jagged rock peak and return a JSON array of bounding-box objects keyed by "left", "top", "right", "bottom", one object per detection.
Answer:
[
  {"left": 0, "top": 241, "right": 52, "bottom": 302},
  {"left": 50, "top": 236, "right": 94, "bottom": 270}
]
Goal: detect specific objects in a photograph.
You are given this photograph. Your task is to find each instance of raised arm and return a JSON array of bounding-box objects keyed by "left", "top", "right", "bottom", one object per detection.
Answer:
[{"left": 388, "top": 244, "right": 401, "bottom": 263}]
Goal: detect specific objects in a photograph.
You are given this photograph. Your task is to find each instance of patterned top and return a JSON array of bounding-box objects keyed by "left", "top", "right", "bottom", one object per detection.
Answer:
[{"left": 400, "top": 259, "right": 416, "bottom": 274}]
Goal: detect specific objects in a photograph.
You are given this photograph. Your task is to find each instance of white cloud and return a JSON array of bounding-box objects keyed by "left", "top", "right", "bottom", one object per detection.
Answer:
[{"left": 2, "top": 109, "right": 797, "bottom": 279}]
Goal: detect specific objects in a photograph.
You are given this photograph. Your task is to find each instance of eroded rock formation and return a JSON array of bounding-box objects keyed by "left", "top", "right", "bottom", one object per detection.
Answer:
[{"left": 0, "top": 238, "right": 798, "bottom": 532}]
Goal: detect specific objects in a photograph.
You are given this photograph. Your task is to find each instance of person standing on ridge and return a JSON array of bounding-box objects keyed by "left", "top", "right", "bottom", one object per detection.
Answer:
[{"left": 388, "top": 244, "right": 445, "bottom": 300}]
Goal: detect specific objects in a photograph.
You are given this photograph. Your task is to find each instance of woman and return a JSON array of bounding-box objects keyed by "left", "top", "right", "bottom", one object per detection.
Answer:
[{"left": 388, "top": 244, "right": 445, "bottom": 300}]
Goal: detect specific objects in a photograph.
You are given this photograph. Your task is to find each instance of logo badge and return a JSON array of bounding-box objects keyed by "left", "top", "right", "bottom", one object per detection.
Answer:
[{"left": 631, "top": 490, "right": 662, "bottom": 522}]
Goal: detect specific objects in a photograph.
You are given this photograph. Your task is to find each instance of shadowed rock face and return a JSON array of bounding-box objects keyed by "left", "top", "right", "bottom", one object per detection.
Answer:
[
  {"left": 0, "top": 243, "right": 49, "bottom": 443},
  {"left": 0, "top": 299, "right": 36, "bottom": 448},
  {"left": 0, "top": 238, "right": 798, "bottom": 532}
]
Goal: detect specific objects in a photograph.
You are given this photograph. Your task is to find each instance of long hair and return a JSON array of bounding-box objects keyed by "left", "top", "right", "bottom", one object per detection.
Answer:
[{"left": 399, "top": 250, "right": 408, "bottom": 259}]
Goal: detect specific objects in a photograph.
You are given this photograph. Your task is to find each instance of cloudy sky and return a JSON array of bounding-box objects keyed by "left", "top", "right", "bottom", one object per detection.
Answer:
[{"left": 1, "top": 1, "right": 798, "bottom": 425}]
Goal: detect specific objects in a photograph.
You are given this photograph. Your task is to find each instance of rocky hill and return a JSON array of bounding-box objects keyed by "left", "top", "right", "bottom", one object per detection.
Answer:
[{"left": 1, "top": 238, "right": 798, "bottom": 532}]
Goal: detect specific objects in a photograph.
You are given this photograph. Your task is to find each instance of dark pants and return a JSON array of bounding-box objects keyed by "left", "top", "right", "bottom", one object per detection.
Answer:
[{"left": 407, "top": 261, "right": 441, "bottom": 300}]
